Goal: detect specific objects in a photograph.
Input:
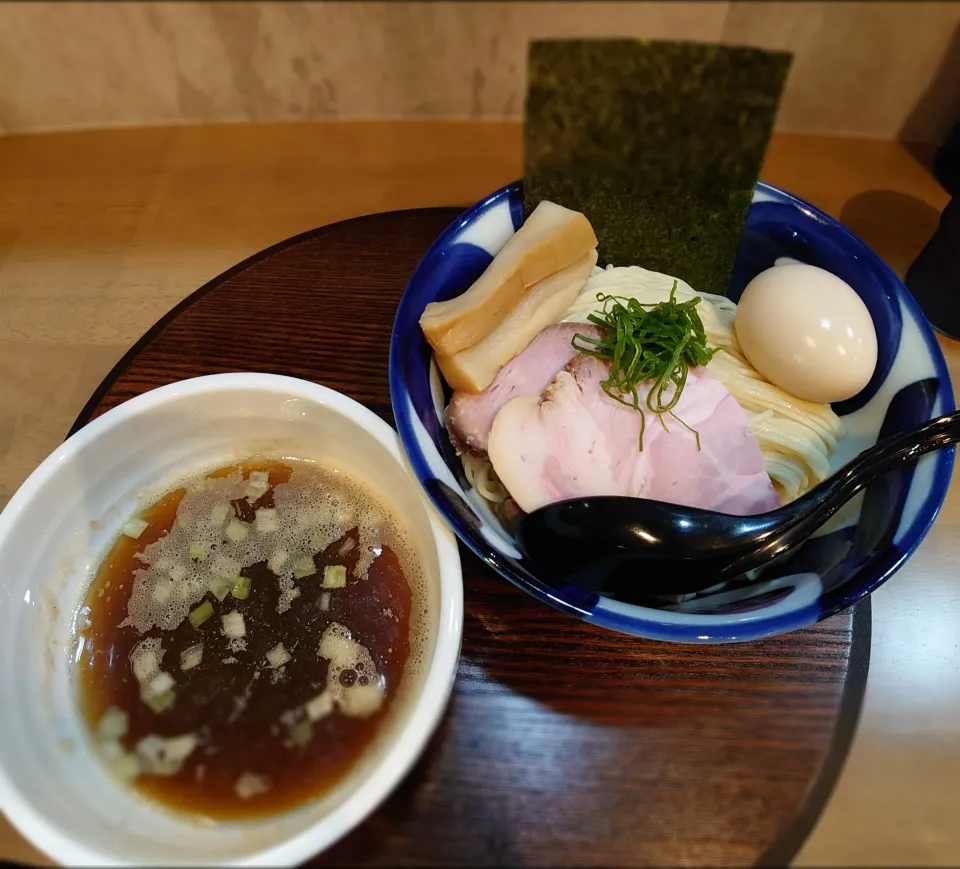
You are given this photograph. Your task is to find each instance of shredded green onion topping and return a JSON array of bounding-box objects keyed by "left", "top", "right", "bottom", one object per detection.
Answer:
[
  {"left": 571, "top": 283, "right": 718, "bottom": 450},
  {"left": 188, "top": 601, "right": 214, "bottom": 630},
  {"left": 231, "top": 576, "right": 252, "bottom": 600}
]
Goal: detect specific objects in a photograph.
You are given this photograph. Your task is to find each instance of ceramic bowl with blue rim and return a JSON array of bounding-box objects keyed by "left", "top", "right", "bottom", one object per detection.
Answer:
[{"left": 389, "top": 181, "right": 955, "bottom": 643}]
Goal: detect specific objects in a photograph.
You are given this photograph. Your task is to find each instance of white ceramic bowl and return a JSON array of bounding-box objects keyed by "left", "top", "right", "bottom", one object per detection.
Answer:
[{"left": 0, "top": 373, "right": 463, "bottom": 867}]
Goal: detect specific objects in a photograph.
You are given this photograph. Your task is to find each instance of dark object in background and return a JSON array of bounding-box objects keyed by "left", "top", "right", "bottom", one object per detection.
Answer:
[
  {"left": 933, "top": 119, "right": 960, "bottom": 197},
  {"left": 905, "top": 196, "right": 960, "bottom": 340},
  {"left": 907, "top": 112, "right": 959, "bottom": 340},
  {"left": 523, "top": 39, "right": 792, "bottom": 295}
]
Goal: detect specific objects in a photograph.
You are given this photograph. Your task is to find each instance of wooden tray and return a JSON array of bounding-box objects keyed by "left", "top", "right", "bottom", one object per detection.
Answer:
[{"left": 72, "top": 208, "right": 870, "bottom": 868}]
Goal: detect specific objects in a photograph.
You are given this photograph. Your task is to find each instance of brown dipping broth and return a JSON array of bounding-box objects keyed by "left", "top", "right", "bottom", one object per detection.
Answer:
[{"left": 76, "top": 460, "right": 413, "bottom": 820}]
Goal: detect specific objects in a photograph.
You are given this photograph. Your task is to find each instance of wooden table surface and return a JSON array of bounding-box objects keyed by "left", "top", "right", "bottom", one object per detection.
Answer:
[{"left": 0, "top": 121, "right": 958, "bottom": 866}]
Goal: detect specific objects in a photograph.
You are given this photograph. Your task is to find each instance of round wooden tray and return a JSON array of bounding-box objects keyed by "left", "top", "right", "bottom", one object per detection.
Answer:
[{"left": 72, "top": 209, "right": 870, "bottom": 868}]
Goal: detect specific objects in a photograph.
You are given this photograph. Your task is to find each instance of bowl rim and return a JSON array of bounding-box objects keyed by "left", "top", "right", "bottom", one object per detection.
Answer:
[
  {"left": 389, "top": 179, "right": 955, "bottom": 642},
  {"left": 0, "top": 372, "right": 464, "bottom": 867}
]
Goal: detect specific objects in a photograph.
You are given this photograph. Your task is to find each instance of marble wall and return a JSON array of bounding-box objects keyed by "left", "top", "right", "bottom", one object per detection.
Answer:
[{"left": 1, "top": 1, "right": 958, "bottom": 142}]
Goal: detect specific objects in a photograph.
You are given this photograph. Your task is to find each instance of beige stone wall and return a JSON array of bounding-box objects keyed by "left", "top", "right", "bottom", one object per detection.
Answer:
[{"left": 1, "top": 1, "right": 958, "bottom": 141}]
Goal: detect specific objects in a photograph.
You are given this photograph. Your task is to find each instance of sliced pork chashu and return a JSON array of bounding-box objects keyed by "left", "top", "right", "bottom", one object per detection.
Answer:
[
  {"left": 487, "top": 355, "right": 781, "bottom": 516},
  {"left": 445, "top": 323, "right": 602, "bottom": 456}
]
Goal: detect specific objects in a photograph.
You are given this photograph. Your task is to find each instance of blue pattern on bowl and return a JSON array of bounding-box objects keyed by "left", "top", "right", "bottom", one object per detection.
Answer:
[{"left": 389, "top": 181, "right": 955, "bottom": 643}]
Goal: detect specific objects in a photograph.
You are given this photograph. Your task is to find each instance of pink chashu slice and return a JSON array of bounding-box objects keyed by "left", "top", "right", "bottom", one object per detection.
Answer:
[{"left": 487, "top": 354, "right": 782, "bottom": 516}]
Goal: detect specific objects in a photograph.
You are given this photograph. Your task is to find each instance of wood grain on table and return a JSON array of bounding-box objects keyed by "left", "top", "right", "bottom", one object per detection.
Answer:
[{"left": 0, "top": 121, "right": 958, "bottom": 866}]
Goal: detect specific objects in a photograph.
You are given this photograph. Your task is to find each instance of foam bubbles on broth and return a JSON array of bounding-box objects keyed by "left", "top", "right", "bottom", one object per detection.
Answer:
[{"left": 124, "top": 464, "right": 417, "bottom": 634}]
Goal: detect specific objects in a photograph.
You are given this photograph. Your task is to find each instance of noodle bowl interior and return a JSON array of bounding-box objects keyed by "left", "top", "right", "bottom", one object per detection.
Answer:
[
  {"left": 421, "top": 200, "right": 875, "bottom": 534},
  {"left": 462, "top": 265, "right": 844, "bottom": 512}
]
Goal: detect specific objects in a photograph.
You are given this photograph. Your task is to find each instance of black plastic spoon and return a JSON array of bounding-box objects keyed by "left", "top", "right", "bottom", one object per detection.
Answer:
[{"left": 515, "top": 410, "right": 960, "bottom": 602}]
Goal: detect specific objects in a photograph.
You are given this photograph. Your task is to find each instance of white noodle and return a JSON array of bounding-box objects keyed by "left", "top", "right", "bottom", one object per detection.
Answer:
[{"left": 461, "top": 452, "right": 509, "bottom": 504}]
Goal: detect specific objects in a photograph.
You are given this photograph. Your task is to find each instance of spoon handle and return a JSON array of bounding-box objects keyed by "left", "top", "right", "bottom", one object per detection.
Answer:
[
  {"left": 788, "top": 409, "right": 960, "bottom": 533},
  {"left": 724, "top": 410, "right": 960, "bottom": 576}
]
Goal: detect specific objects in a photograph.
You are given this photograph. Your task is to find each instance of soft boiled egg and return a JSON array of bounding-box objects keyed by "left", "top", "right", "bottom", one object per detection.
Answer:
[{"left": 734, "top": 263, "right": 878, "bottom": 404}]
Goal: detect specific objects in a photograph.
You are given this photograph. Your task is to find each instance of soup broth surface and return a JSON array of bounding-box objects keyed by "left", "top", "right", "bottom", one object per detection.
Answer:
[{"left": 76, "top": 458, "right": 421, "bottom": 820}]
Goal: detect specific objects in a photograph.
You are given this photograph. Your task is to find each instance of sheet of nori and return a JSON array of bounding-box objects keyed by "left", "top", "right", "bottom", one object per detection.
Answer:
[{"left": 524, "top": 39, "right": 792, "bottom": 295}]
